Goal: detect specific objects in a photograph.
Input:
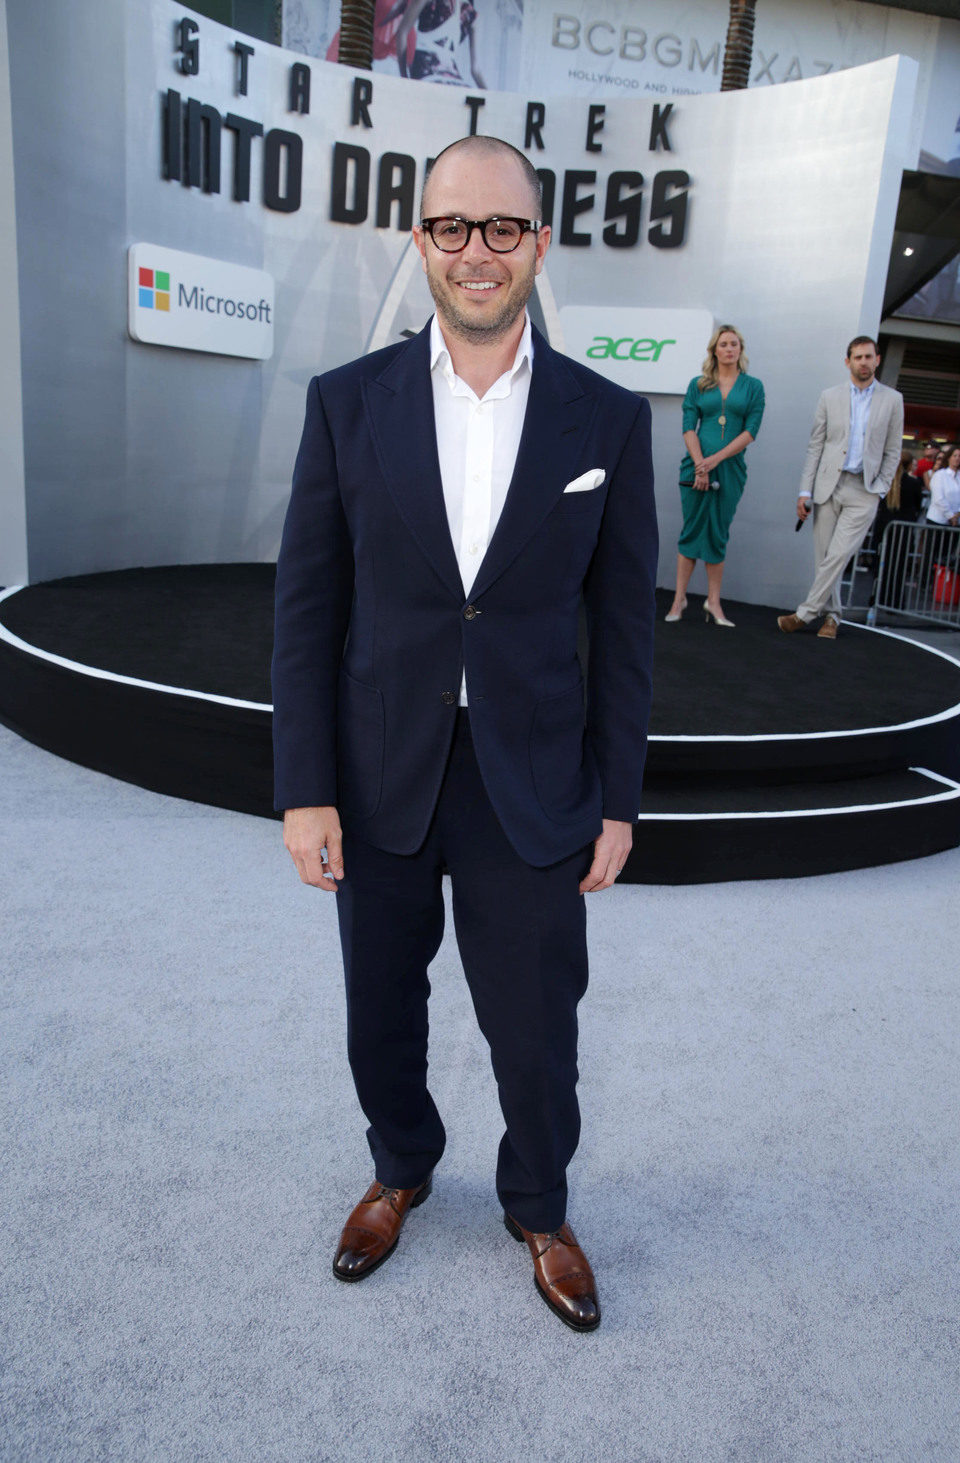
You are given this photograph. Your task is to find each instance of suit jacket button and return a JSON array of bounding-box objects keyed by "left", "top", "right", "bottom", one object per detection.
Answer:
[
  {"left": 463, "top": 604, "right": 479, "bottom": 620},
  {"left": 441, "top": 690, "right": 457, "bottom": 705}
]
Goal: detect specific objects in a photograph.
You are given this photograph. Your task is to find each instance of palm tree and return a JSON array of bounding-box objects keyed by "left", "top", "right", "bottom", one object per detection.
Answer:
[
  {"left": 721, "top": 0, "right": 757, "bottom": 91},
  {"left": 338, "top": 0, "right": 376, "bottom": 68}
]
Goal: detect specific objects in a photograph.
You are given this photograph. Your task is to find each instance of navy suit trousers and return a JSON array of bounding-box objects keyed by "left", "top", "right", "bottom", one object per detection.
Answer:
[{"left": 335, "top": 711, "right": 591, "bottom": 1232}]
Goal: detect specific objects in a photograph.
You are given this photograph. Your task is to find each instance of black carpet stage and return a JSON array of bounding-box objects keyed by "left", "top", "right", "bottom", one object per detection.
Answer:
[{"left": 2, "top": 565, "right": 959, "bottom": 884}]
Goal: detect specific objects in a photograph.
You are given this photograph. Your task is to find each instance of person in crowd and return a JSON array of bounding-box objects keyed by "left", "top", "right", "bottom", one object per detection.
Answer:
[
  {"left": 777, "top": 336, "right": 904, "bottom": 641},
  {"left": 271, "top": 136, "right": 657, "bottom": 1332},
  {"left": 923, "top": 447, "right": 947, "bottom": 490},
  {"left": 915, "top": 439, "right": 939, "bottom": 480},
  {"left": 665, "top": 324, "right": 764, "bottom": 628},
  {"left": 874, "top": 449, "right": 924, "bottom": 543},
  {"left": 926, "top": 444, "right": 960, "bottom": 528},
  {"left": 900, "top": 452, "right": 926, "bottom": 521},
  {"left": 918, "top": 444, "right": 960, "bottom": 599},
  {"left": 870, "top": 451, "right": 925, "bottom": 609}
]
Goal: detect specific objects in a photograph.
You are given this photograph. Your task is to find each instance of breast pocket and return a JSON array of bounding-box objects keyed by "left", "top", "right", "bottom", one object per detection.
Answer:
[{"left": 558, "top": 487, "right": 605, "bottom": 516}]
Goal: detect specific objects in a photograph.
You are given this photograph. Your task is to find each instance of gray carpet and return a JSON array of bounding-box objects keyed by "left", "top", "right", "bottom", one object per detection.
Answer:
[{"left": 2, "top": 722, "right": 958, "bottom": 1463}]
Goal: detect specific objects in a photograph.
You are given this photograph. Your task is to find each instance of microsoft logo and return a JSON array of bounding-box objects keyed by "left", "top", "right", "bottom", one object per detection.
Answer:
[
  {"left": 138, "top": 267, "right": 170, "bottom": 311},
  {"left": 129, "top": 244, "right": 274, "bottom": 360}
]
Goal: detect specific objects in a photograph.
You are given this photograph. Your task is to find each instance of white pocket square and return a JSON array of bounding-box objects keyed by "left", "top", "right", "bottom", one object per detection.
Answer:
[{"left": 563, "top": 469, "right": 606, "bottom": 494}]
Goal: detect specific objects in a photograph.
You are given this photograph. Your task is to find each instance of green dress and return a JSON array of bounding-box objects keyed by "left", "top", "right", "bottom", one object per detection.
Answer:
[{"left": 677, "top": 373, "right": 765, "bottom": 563}]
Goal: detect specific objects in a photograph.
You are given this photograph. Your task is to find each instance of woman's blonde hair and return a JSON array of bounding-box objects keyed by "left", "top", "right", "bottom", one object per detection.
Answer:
[
  {"left": 885, "top": 458, "right": 905, "bottom": 510},
  {"left": 698, "top": 324, "right": 749, "bottom": 391}
]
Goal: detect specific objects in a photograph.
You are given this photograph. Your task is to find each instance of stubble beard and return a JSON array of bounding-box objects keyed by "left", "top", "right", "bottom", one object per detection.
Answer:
[{"left": 426, "top": 258, "right": 537, "bottom": 345}]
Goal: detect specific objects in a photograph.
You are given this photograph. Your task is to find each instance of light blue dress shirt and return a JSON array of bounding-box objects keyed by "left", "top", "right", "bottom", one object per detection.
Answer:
[{"left": 842, "top": 380, "right": 876, "bottom": 473}]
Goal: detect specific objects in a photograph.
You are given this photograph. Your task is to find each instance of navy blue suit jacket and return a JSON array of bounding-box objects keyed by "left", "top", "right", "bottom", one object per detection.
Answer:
[{"left": 272, "top": 321, "right": 657, "bottom": 867}]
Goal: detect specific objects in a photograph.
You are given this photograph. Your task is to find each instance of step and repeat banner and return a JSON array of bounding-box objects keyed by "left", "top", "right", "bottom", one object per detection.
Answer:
[{"left": 6, "top": 0, "right": 917, "bottom": 607}]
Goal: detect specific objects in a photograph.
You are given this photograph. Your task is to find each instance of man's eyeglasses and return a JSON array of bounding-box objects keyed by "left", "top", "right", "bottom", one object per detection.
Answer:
[{"left": 419, "top": 217, "right": 541, "bottom": 254}]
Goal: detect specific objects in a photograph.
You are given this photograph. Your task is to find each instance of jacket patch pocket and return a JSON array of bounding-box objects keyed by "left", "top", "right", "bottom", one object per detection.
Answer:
[
  {"left": 529, "top": 682, "right": 588, "bottom": 821},
  {"left": 337, "top": 670, "right": 384, "bottom": 821}
]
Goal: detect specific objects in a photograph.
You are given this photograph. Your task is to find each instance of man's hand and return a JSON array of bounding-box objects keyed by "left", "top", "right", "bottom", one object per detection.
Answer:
[
  {"left": 579, "top": 819, "right": 633, "bottom": 894},
  {"left": 283, "top": 806, "right": 344, "bottom": 891},
  {"left": 797, "top": 496, "right": 812, "bottom": 521}
]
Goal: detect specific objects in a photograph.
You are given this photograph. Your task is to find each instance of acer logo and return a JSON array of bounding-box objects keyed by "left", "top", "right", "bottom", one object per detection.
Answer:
[
  {"left": 585, "top": 336, "right": 676, "bottom": 361},
  {"left": 560, "top": 307, "right": 712, "bottom": 394}
]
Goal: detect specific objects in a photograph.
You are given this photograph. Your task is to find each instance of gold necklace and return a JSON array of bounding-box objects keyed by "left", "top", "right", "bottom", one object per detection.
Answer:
[{"left": 717, "top": 376, "right": 734, "bottom": 440}]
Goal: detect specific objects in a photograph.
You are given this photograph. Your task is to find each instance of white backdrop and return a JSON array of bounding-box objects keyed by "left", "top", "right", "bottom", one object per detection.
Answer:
[{"left": 4, "top": 0, "right": 917, "bottom": 608}]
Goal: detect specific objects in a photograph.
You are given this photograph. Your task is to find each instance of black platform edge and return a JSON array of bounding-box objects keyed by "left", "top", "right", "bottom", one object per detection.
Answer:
[
  {"left": 620, "top": 769, "right": 960, "bottom": 884},
  {"left": 648, "top": 619, "right": 960, "bottom": 783},
  {"left": 3, "top": 585, "right": 960, "bottom": 882},
  {"left": 4, "top": 602, "right": 959, "bottom": 789},
  {"left": 0, "top": 633, "right": 276, "bottom": 819},
  {"left": 646, "top": 713, "right": 960, "bottom": 782}
]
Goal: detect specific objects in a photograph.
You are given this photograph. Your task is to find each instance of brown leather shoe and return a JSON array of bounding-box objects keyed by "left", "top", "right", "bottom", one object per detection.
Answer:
[
  {"left": 504, "top": 1212, "right": 600, "bottom": 1331},
  {"left": 777, "top": 613, "right": 806, "bottom": 633},
  {"left": 817, "top": 616, "right": 839, "bottom": 639},
  {"left": 332, "top": 1176, "right": 432, "bottom": 1282}
]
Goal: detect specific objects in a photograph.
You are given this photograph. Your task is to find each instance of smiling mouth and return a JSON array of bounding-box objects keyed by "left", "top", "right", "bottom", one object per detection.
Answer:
[{"left": 456, "top": 281, "right": 501, "bottom": 292}]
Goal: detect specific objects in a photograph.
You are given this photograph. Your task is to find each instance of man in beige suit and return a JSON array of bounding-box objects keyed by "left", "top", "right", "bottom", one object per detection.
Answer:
[{"left": 778, "top": 337, "right": 904, "bottom": 640}]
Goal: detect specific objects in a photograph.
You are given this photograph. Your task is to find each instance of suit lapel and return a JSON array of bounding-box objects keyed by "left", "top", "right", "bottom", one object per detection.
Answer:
[
  {"left": 363, "top": 323, "right": 600, "bottom": 605},
  {"left": 865, "top": 382, "right": 889, "bottom": 441},
  {"left": 362, "top": 324, "right": 463, "bottom": 604},
  {"left": 470, "top": 330, "right": 600, "bottom": 599},
  {"left": 829, "top": 383, "right": 850, "bottom": 454}
]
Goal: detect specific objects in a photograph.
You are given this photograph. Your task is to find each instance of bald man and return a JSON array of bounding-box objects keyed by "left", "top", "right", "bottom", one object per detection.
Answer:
[{"left": 272, "top": 135, "right": 657, "bottom": 1331}]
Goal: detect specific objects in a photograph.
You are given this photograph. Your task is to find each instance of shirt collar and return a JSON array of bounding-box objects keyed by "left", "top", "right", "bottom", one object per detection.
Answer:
[
  {"left": 850, "top": 378, "right": 877, "bottom": 400},
  {"left": 430, "top": 313, "right": 534, "bottom": 396}
]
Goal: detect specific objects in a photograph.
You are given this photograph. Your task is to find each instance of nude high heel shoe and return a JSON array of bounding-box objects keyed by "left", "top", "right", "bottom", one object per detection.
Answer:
[
  {"left": 665, "top": 597, "right": 687, "bottom": 623},
  {"left": 703, "top": 604, "right": 735, "bottom": 627}
]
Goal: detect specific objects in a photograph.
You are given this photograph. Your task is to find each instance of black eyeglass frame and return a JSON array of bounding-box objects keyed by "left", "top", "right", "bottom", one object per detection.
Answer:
[{"left": 419, "top": 216, "right": 542, "bottom": 253}]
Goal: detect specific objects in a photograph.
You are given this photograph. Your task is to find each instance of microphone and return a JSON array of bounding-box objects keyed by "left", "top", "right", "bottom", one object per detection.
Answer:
[{"left": 795, "top": 517, "right": 806, "bottom": 531}]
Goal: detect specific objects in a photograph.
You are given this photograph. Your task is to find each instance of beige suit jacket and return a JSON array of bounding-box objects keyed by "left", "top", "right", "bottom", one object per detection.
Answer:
[{"left": 798, "top": 381, "right": 904, "bottom": 504}]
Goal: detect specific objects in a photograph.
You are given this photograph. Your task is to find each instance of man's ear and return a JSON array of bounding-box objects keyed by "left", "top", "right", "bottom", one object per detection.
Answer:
[
  {"left": 413, "top": 225, "right": 428, "bottom": 274},
  {"left": 534, "top": 224, "right": 551, "bottom": 276}
]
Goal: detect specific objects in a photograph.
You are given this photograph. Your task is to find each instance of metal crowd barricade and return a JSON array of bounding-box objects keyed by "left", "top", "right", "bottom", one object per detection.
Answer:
[
  {"left": 866, "top": 520, "right": 960, "bottom": 629},
  {"left": 840, "top": 536, "right": 877, "bottom": 610}
]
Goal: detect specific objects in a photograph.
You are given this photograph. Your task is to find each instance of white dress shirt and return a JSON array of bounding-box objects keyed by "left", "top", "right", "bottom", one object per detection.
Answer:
[
  {"left": 926, "top": 467, "right": 960, "bottom": 526},
  {"left": 429, "top": 313, "right": 533, "bottom": 703}
]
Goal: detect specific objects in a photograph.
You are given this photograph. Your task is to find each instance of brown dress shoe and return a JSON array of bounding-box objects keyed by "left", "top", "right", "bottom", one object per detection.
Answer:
[
  {"left": 504, "top": 1212, "right": 600, "bottom": 1331},
  {"left": 332, "top": 1176, "right": 432, "bottom": 1282},
  {"left": 817, "top": 616, "right": 839, "bottom": 639},
  {"left": 777, "top": 612, "right": 805, "bottom": 633}
]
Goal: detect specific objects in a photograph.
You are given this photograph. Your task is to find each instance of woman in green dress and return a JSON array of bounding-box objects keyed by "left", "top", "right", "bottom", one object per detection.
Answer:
[{"left": 665, "top": 324, "right": 765, "bottom": 628}]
